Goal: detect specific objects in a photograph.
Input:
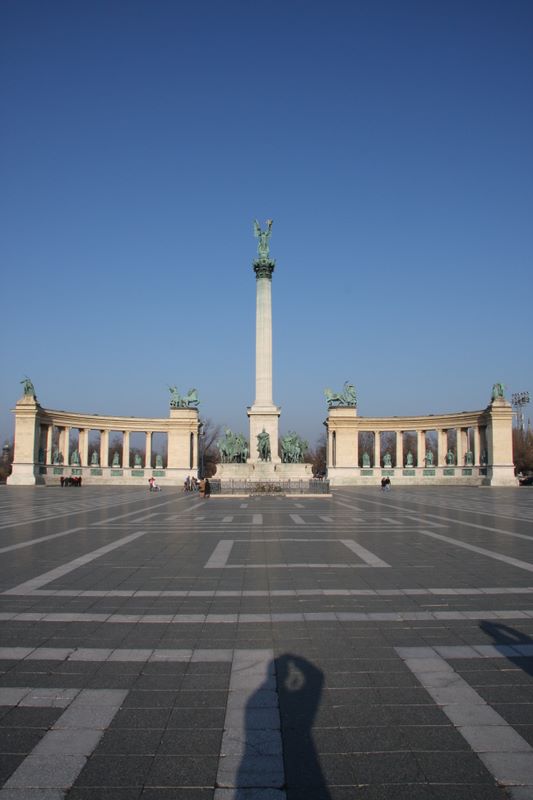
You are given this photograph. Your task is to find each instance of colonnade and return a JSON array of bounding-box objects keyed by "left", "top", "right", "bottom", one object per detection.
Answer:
[
  {"left": 37, "top": 425, "right": 166, "bottom": 469},
  {"left": 8, "top": 395, "right": 200, "bottom": 485},
  {"left": 325, "top": 396, "right": 516, "bottom": 486},
  {"left": 328, "top": 425, "right": 487, "bottom": 468}
]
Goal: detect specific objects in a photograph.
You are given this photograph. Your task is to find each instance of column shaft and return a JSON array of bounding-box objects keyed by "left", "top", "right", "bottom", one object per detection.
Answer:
[
  {"left": 437, "top": 429, "right": 447, "bottom": 467},
  {"left": 80, "top": 429, "right": 89, "bottom": 467},
  {"left": 145, "top": 432, "right": 152, "bottom": 468},
  {"left": 123, "top": 431, "right": 130, "bottom": 468},
  {"left": 456, "top": 427, "right": 464, "bottom": 466},
  {"left": 473, "top": 426, "right": 481, "bottom": 466},
  {"left": 61, "top": 427, "right": 70, "bottom": 465},
  {"left": 46, "top": 425, "right": 53, "bottom": 465},
  {"left": 374, "top": 432, "right": 380, "bottom": 468},
  {"left": 100, "top": 430, "right": 109, "bottom": 468},
  {"left": 396, "top": 431, "right": 403, "bottom": 468},
  {"left": 417, "top": 430, "right": 425, "bottom": 466},
  {"left": 255, "top": 276, "right": 273, "bottom": 406}
]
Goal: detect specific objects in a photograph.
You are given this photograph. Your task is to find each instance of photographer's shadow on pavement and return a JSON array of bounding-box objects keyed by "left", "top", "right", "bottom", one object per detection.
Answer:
[
  {"left": 232, "top": 652, "right": 331, "bottom": 800},
  {"left": 480, "top": 620, "right": 533, "bottom": 677}
]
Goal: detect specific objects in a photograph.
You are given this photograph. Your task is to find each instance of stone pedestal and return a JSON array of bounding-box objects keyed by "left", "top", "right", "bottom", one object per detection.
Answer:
[
  {"left": 247, "top": 404, "right": 281, "bottom": 464},
  {"left": 7, "top": 395, "right": 42, "bottom": 485}
]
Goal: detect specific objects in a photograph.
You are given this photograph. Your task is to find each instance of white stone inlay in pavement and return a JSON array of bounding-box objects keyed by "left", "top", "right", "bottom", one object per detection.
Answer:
[
  {"left": 1, "top": 609, "right": 532, "bottom": 626},
  {"left": 3, "top": 530, "right": 149, "bottom": 595},
  {"left": 417, "top": 528, "right": 533, "bottom": 574},
  {"left": 340, "top": 539, "right": 391, "bottom": 567},
  {"left": 398, "top": 645, "right": 533, "bottom": 791},
  {"left": 340, "top": 494, "right": 533, "bottom": 542},
  {"left": 222, "top": 516, "right": 234, "bottom": 523},
  {"left": 203, "top": 538, "right": 391, "bottom": 570},
  {"left": 216, "top": 649, "right": 285, "bottom": 797},
  {"left": 0, "top": 688, "right": 127, "bottom": 795},
  {"left": 319, "top": 516, "right": 333, "bottom": 522},
  {"left": 289, "top": 514, "right": 305, "bottom": 525},
  {"left": 0, "top": 526, "right": 85, "bottom": 555},
  {"left": 253, "top": 514, "right": 263, "bottom": 525},
  {"left": 205, "top": 539, "right": 235, "bottom": 568}
]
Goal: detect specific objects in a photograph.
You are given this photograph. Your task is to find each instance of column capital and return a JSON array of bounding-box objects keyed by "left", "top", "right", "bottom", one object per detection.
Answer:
[{"left": 253, "top": 260, "right": 275, "bottom": 279}]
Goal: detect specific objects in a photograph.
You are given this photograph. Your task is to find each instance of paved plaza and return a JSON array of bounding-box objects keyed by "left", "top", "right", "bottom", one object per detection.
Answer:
[{"left": 0, "top": 486, "right": 533, "bottom": 798}]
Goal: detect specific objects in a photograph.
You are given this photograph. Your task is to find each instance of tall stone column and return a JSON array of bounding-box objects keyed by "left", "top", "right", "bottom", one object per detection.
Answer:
[
  {"left": 123, "top": 431, "right": 130, "bottom": 468},
  {"left": 247, "top": 256, "right": 281, "bottom": 463},
  {"left": 396, "top": 431, "right": 403, "bottom": 468},
  {"left": 374, "top": 432, "right": 380, "bottom": 468},
  {"left": 46, "top": 425, "right": 53, "bottom": 465},
  {"left": 438, "top": 429, "right": 447, "bottom": 467},
  {"left": 100, "top": 430, "right": 109, "bottom": 468},
  {"left": 417, "top": 430, "right": 425, "bottom": 466},
  {"left": 61, "top": 427, "right": 70, "bottom": 466},
  {"left": 473, "top": 426, "right": 481, "bottom": 466},
  {"left": 79, "top": 429, "right": 89, "bottom": 467},
  {"left": 145, "top": 432, "right": 152, "bottom": 469}
]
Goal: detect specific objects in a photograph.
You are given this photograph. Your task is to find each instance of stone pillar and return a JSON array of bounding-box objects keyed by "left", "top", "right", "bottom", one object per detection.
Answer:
[
  {"left": 374, "top": 432, "right": 380, "bottom": 468},
  {"left": 254, "top": 263, "right": 274, "bottom": 406},
  {"left": 100, "top": 430, "right": 109, "bottom": 468},
  {"left": 145, "top": 432, "right": 152, "bottom": 468},
  {"left": 473, "top": 426, "right": 481, "bottom": 466},
  {"left": 456, "top": 427, "right": 465, "bottom": 466},
  {"left": 396, "top": 431, "right": 403, "bottom": 468},
  {"left": 79, "top": 429, "right": 89, "bottom": 467},
  {"left": 45, "top": 425, "right": 53, "bottom": 465},
  {"left": 248, "top": 259, "right": 281, "bottom": 463},
  {"left": 353, "top": 431, "right": 359, "bottom": 469},
  {"left": 123, "top": 431, "right": 130, "bottom": 469},
  {"left": 417, "top": 430, "right": 425, "bottom": 466},
  {"left": 485, "top": 398, "right": 516, "bottom": 485},
  {"left": 61, "top": 427, "right": 70, "bottom": 466},
  {"left": 437, "top": 429, "right": 447, "bottom": 467},
  {"left": 7, "top": 395, "right": 41, "bottom": 485},
  {"left": 327, "top": 430, "right": 334, "bottom": 468},
  {"left": 192, "top": 431, "right": 198, "bottom": 470}
]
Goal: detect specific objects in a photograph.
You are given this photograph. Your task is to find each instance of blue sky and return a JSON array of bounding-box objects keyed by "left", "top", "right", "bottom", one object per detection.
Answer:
[{"left": 2, "top": 0, "right": 532, "bottom": 446}]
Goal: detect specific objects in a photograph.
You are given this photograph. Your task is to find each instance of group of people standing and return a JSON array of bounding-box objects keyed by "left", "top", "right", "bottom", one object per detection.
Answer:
[
  {"left": 60, "top": 476, "right": 82, "bottom": 487},
  {"left": 183, "top": 475, "right": 210, "bottom": 496}
]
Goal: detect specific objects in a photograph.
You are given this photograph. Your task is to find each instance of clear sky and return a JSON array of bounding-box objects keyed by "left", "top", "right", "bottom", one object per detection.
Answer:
[{"left": 2, "top": 0, "right": 532, "bottom": 446}]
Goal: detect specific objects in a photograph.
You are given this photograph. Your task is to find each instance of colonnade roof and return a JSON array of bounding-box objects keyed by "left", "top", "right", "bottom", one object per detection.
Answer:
[
  {"left": 327, "top": 408, "right": 490, "bottom": 430},
  {"left": 33, "top": 406, "right": 198, "bottom": 432}
]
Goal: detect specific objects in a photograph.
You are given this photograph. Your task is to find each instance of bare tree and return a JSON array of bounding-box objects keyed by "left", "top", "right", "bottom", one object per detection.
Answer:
[
  {"left": 514, "top": 428, "right": 533, "bottom": 474},
  {"left": 0, "top": 439, "right": 14, "bottom": 482},
  {"left": 307, "top": 433, "right": 327, "bottom": 477},
  {"left": 199, "top": 418, "right": 222, "bottom": 478}
]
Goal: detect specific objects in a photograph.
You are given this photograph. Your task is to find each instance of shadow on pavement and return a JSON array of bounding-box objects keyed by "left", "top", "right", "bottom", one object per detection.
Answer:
[
  {"left": 236, "top": 652, "right": 331, "bottom": 799},
  {"left": 480, "top": 620, "right": 533, "bottom": 677}
]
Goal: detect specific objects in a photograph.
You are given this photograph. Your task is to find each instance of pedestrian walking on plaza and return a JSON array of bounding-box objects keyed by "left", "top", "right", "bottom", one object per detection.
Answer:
[{"left": 204, "top": 477, "right": 211, "bottom": 498}]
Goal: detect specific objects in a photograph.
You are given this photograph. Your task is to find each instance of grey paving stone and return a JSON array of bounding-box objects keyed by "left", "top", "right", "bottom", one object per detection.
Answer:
[
  {"left": 3, "top": 753, "right": 87, "bottom": 788},
  {"left": 74, "top": 754, "right": 153, "bottom": 786},
  {"left": 146, "top": 754, "right": 218, "bottom": 786}
]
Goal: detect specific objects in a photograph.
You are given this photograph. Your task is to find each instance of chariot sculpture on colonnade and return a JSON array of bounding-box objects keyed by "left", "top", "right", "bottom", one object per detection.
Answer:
[{"left": 168, "top": 386, "right": 200, "bottom": 409}]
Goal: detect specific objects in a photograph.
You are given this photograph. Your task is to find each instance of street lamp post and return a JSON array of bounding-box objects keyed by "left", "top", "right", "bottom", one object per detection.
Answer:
[
  {"left": 198, "top": 423, "right": 204, "bottom": 479},
  {"left": 512, "top": 392, "right": 530, "bottom": 432}
]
